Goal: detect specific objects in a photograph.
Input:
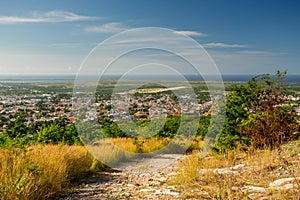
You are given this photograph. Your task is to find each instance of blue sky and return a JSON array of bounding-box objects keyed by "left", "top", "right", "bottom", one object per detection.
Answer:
[{"left": 0, "top": 0, "right": 299, "bottom": 75}]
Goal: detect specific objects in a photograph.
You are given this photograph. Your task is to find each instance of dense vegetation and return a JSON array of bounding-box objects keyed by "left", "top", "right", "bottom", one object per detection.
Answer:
[
  {"left": 0, "top": 117, "right": 81, "bottom": 148},
  {"left": 0, "top": 114, "right": 210, "bottom": 148},
  {"left": 217, "top": 71, "right": 299, "bottom": 151}
]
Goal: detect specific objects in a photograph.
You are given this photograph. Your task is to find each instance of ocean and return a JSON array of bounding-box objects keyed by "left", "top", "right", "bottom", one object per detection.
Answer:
[{"left": 0, "top": 74, "right": 299, "bottom": 83}]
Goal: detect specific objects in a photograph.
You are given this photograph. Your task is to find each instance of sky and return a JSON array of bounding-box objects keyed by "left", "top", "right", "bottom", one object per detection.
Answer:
[{"left": 0, "top": 0, "right": 299, "bottom": 75}]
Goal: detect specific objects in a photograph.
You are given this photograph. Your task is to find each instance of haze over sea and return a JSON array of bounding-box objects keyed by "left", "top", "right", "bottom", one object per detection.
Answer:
[{"left": 0, "top": 74, "right": 299, "bottom": 83}]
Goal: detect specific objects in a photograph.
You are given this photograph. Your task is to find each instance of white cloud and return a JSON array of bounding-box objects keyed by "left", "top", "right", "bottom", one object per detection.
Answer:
[
  {"left": 173, "top": 31, "right": 207, "bottom": 37},
  {"left": 237, "top": 50, "right": 283, "bottom": 56},
  {"left": 0, "top": 17, "right": 44, "bottom": 24},
  {"left": 42, "top": 10, "right": 97, "bottom": 22},
  {"left": 85, "top": 22, "right": 128, "bottom": 33},
  {"left": 203, "top": 42, "right": 248, "bottom": 48},
  {"left": 0, "top": 10, "right": 98, "bottom": 24}
]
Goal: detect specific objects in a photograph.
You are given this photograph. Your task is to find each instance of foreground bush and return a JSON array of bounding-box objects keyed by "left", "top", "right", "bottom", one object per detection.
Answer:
[
  {"left": 217, "top": 71, "right": 299, "bottom": 151},
  {"left": 0, "top": 145, "right": 96, "bottom": 200}
]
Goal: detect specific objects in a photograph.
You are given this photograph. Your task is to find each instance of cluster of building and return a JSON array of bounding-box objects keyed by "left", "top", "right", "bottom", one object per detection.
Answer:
[
  {"left": 60, "top": 92, "right": 216, "bottom": 124},
  {"left": 286, "top": 95, "right": 300, "bottom": 117},
  {"left": 1, "top": 91, "right": 299, "bottom": 133},
  {"left": 95, "top": 93, "right": 213, "bottom": 122},
  {"left": 0, "top": 94, "right": 74, "bottom": 131}
]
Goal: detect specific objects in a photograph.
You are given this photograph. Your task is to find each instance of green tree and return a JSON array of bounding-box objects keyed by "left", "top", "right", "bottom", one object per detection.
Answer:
[{"left": 216, "top": 71, "right": 299, "bottom": 151}]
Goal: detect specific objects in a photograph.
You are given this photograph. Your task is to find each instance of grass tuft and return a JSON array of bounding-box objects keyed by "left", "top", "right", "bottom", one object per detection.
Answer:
[
  {"left": 169, "top": 141, "right": 300, "bottom": 199},
  {"left": 0, "top": 145, "right": 97, "bottom": 200}
]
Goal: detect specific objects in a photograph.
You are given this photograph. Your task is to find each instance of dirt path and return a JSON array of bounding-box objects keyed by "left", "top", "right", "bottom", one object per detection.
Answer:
[
  {"left": 61, "top": 154, "right": 186, "bottom": 200},
  {"left": 55, "top": 142, "right": 300, "bottom": 199}
]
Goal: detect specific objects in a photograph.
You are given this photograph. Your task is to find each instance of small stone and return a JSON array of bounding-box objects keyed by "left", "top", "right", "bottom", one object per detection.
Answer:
[
  {"left": 198, "top": 163, "right": 247, "bottom": 175},
  {"left": 155, "top": 189, "right": 180, "bottom": 196},
  {"left": 231, "top": 186, "right": 239, "bottom": 191},
  {"left": 156, "top": 177, "right": 167, "bottom": 182},
  {"left": 230, "top": 164, "right": 246, "bottom": 170},
  {"left": 269, "top": 177, "right": 300, "bottom": 187},
  {"left": 127, "top": 184, "right": 135, "bottom": 187},
  {"left": 140, "top": 188, "right": 154, "bottom": 193},
  {"left": 278, "top": 183, "right": 295, "bottom": 190},
  {"left": 248, "top": 193, "right": 269, "bottom": 200},
  {"left": 241, "top": 186, "right": 267, "bottom": 193}
]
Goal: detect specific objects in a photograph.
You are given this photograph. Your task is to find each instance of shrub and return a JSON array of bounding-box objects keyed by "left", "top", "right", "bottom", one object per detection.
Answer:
[{"left": 217, "top": 71, "right": 299, "bottom": 151}]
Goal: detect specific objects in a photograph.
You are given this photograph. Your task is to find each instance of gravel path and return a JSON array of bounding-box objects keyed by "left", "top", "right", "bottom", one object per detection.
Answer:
[{"left": 59, "top": 154, "right": 186, "bottom": 200}]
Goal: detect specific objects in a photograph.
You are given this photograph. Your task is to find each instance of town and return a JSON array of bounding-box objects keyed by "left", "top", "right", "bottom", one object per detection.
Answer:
[
  {"left": 0, "top": 90, "right": 213, "bottom": 133},
  {"left": 1, "top": 82, "right": 300, "bottom": 135}
]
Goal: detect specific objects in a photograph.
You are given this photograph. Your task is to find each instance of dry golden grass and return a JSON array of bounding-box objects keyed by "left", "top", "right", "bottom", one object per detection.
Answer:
[
  {"left": 109, "top": 137, "right": 171, "bottom": 153},
  {"left": 108, "top": 136, "right": 203, "bottom": 153},
  {"left": 0, "top": 136, "right": 197, "bottom": 199},
  {"left": 5, "top": 137, "right": 297, "bottom": 199},
  {"left": 0, "top": 145, "right": 97, "bottom": 200},
  {"left": 169, "top": 140, "right": 300, "bottom": 199},
  {"left": 87, "top": 136, "right": 203, "bottom": 166},
  {"left": 87, "top": 137, "right": 172, "bottom": 166}
]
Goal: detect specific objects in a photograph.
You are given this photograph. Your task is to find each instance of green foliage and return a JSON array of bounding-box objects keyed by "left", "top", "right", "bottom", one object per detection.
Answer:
[
  {"left": 197, "top": 115, "right": 211, "bottom": 138},
  {"left": 98, "top": 116, "right": 181, "bottom": 138},
  {"left": 93, "top": 115, "right": 210, "bottom": 139},
  {"left": 0, "top": 117, "right": 82, "bottom": 148},
  {"left": 36, "top": 122, "right": 81, "bottom": 145},
  {"left": 158, "top": 115, "right": 180, "bottom": 137},
  {"left": 216, "top": 71, "right": 299, "bottom": 151},
  {"left": 76, "top": 122, "right": 104, "bottom": 144},
  {"left": 0, "top": 112, "right": 210, "bottom": 148},
  {"left": 239, "top": 105, "right": 298, "bottom": 149},
  {"left": 101, "top": 118, "right": 128, "bottom": 138}
]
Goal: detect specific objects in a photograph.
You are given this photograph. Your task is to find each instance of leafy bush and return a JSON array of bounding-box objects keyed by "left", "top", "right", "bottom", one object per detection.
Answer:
[
  {"left": 0, "top": 117, "right": 82, "bottom": 148},
  {"left": 217, "top": 71, "right": 299, "bottom": 151}
]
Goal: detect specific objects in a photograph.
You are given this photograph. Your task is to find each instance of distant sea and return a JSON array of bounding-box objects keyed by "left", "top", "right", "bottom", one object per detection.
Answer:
[{"left": 0, "top": 74, "right": 299, "bottom": 83}]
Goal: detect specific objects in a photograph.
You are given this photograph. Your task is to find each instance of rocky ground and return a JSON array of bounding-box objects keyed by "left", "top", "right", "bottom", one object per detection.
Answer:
[
  {"left": 55, "top": 142, "right": 300, "bottom": 200},
  {"left": 58, "top": 154, "right": 185, "bottom": 200}
]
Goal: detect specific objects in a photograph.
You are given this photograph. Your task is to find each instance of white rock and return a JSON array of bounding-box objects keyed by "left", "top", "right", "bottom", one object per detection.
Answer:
[
  {"left": 167, "top": 172, "right": 177, "bottom": 177},
  {"left": 230, "top": 164, "right": 246, "bottom": 170},
  {"left": 215, "top": 168, "right": 239, "bottom": 175},
  {"left": 277, "top": 183, "right": 295, "bottom": 190},
  {"left": 127, "top": 184, "right": 136, "bottom": 187},
  {"left": 198, "top": 164, "right": 247, "bottom": 175},
  {"left": 241, "top": 186, "right": 267, "bottom": 193},
  {"left": 140, "top": 188, "right": 154, "bottom": 193},
  {"left": 269, "top": 177, "right": 300, "bottom": 187},
  {"left": 248, "top": 193, "right": 269, "bottom": 200},
  {"left": 155, "top": 189, "right": 180, "bottom": 196},
  {"left": 166, "top": 186, "right": 176, "bottom": 190}
]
